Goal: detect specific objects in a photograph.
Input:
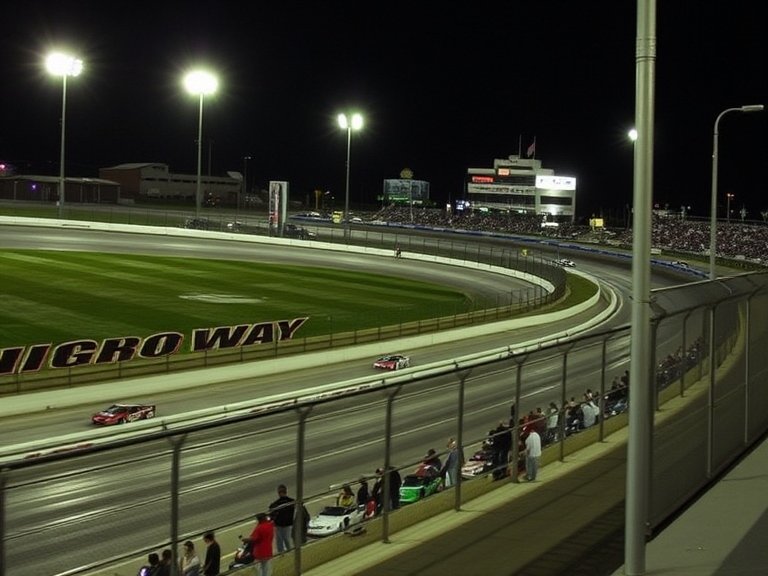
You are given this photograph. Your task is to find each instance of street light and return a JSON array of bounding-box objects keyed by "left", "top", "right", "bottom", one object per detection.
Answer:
[
  {"left": 726, "top": 192, "right": 734, "bottom": 223},
  {"left": 337, "top": 112, "right": 363, "bottom": 238},
  {"left": 46, "top": 51, "right": 83, "bottom": 219},
  {"left": 184, "top": 70, "right": 218, "bottom": 218},
  {"left": 709, "top": 104, "right": 764, "bottom": 280},
  {"left": 241, "top": 155, "right": 252, "bottom": 210}
]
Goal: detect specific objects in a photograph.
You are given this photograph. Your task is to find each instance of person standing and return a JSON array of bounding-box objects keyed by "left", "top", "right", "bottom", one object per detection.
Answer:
[
  {"left": 546, "top": 402, "right": 560, "bottom": 444},
  {"left": 201, "top": 532, "right": 221, "bottom": 576},
  {"left": 296, "top": 502, "right": 310, "bottom": 546},
  {"left": 491, "top": 421, "right": 511, "bottom": 480},
  {"left": 524, "top": 428, "right": 542, "bottom": 481},
  {"left": 138, "top": 552, "right": 160, "bottom": 576},
  {"left": 441, "top": 437, "right": 464, "bottom": 487},
  {"left": 180, "top": 541, "right": 201, "bottom": 576},
  {"left": 157, "top": 549, "right": 172, "bottom": 576},
  {"left": 268, "top": 484, "right": 295, "bottom": 553},
  {"left": 387, "top": 466, "right": 402, "bottom": 510},
  {"left": 337, "top": 484, "right": 355, "bottom": 508},
  {"left": 249, "top": 512, "right": 275, "bottom": 576},
  {"left": 356, "top": 476, "right": 370, "bottom": 508}
]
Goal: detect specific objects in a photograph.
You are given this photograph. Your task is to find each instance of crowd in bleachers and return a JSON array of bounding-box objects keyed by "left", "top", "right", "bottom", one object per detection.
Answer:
[{"left": 372, "top": 206, "right": 768, "bottom": 264}]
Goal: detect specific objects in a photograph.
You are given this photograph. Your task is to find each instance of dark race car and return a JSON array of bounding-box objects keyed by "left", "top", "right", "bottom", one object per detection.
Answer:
[
  {"left": 91, "top": 403, "right": 156, "bottom": 425},
  {"left": 283, "top": 223, "right": 317, "bottom": 240}
]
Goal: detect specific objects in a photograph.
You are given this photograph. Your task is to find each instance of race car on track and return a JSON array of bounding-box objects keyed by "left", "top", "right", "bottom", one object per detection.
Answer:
[
  {"left": 373, "top": 354, "right": 411, "bottom": 370},
  {"left": 554, "top": 258, "right": 576, "bottom": 267},
  {"left": 91, "top": 403, "right": 156, "bottom": 425},
  {"left": 399, "top": 464, "right": 443, "bottom": 504},
  {"left": 307, "top": 504, "right": 365, "bottom": 537}
]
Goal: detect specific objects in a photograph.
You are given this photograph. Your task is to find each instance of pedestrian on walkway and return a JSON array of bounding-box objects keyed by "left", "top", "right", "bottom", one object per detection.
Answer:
[
  {"left": 440, "top": 437, "right": 464, "bottom": 487},
  {"left": 180, "top": 540, "right": 201, "bottom": 576},
  {"left": 249, "top": 512, "right": 275, "bottom": 576},
  {"left": 268, "top": 484, "right": 295, "bottom": 553},
  {"left": 356, "top": 476, "right": 370, "bottom": 507},
  {"left": 202, "top": 532, "right": 221, "bottom": 576},
  {"left": 524, "top": 428, "right": 542, "bottom": 481},
  {"left": 157, "top": 549, "right": 172, "bottom": 576}
]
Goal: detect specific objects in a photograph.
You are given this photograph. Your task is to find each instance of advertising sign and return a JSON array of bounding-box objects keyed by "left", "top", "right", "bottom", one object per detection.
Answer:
[{"left": 269, "top": 181, "right": 288, "bottom": 230}]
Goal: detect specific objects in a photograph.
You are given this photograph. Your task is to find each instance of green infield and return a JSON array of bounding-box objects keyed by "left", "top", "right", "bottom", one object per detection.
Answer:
[{"left": 0, "top": 250, "right": 472, "bottom": 349}]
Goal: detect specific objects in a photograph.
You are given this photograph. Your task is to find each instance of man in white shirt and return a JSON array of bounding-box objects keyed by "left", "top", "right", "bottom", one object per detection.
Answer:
[{"left": 524, "top": 429, "right": 542, "bottom": 481}]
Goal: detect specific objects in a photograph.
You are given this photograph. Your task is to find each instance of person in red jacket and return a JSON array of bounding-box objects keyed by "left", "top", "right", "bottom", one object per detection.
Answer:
[{"left": 249, "top": 513, "right": 274, "bottom": 576}]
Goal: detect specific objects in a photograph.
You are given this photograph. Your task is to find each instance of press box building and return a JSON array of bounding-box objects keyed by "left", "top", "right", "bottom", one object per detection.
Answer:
[{"left": 465, "top": 155, "right": 576, "bottom": 222}]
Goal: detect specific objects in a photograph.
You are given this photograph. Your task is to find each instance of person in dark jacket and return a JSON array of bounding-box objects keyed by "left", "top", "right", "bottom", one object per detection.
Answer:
[
  {"left": 202, "top": 532, "right": 221, "bottom": 576},
  {"left": 269, "top": 484, "right": 296, "bottom": 553},
  {"left": 356, "top": 476, "right": 370, "bottom": 507}
]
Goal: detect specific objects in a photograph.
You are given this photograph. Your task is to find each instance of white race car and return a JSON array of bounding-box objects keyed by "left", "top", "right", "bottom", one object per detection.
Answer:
[
  {"left": 307, "top": 504, "right": 365, "bottom": 537},
  {"left": 461, "top": 449, "right": 495, "bottom": 479},
  {"left": 555, "top": 258, "right": 576, "bottom": 267}
]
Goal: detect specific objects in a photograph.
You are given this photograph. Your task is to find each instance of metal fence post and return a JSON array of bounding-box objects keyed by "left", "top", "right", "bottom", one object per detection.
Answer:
[
  {"left": 293, "top": 405, "right": 313, "bottom": 574},
  {"left": 169, "top": 433, "right": 187, "bottom": 576}
]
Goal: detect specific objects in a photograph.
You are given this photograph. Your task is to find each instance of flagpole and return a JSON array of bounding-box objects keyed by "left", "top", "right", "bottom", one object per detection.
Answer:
[{"left": 518, "top": 134, "right": 522, "bottom": 157}]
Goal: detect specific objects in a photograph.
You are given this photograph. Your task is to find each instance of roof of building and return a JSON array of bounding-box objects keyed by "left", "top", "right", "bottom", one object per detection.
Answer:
[
  {"left": 101, "top": 163, "right": 169, "bottom": 170},
  {"left": 1, "top": 175, "right": 119, "bottom": 185}
]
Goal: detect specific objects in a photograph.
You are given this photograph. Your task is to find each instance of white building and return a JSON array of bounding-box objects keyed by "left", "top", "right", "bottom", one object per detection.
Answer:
[
  {"left": 99, "top": 163, "right": 241, "bottom": 204},
  {"left": 465, "top": 155, "right": 576, "bottom": 222}
]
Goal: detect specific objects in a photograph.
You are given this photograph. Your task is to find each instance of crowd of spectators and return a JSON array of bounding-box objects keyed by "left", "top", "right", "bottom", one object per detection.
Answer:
[{"left": 371, "top": 206, "right": 768, "bottom": 265}]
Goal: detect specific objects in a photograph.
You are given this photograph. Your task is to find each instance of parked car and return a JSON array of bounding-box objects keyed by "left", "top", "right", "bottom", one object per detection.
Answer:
[
  {"left": 399, "top": 464, "right": 443, "bottom": 504},
  {"left": 461, "top": 449, "right": 495, "bottom": 479},
  {"left": 92, "top": 403, "right": 156, "bottom": 425},
  {"left": 283, "top": 223, "right": 317, "bottom": 239},
  {"left": 373, "top": 354, "right": 411, "bottom": 370},
  {"left": 307, "top": 504, "right": 365, "bottom": 537}
]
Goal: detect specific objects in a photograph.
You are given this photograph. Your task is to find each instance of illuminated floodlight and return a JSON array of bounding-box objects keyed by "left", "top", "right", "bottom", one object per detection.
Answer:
[
  {"left": 46, "top": 52, "right": 83, "bottom": 77},
  {"left": 183, "top": 70, "right": 218, "bottom": 96},
  {"left": 338, "top": 113, "right": 363, "bottom": 131}
]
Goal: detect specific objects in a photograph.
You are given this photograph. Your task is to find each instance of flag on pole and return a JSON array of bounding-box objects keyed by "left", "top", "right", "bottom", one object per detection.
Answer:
[{"left": 526, "top": 137, "right": 536, "bottom": 158}]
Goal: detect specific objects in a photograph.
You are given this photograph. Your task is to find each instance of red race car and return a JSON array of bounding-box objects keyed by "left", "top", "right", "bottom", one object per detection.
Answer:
[
  {"left": 91, "top": 403, "right": 156, "bottom": 425},
  {"left": 373, "top": 354, "right": 411, "bottom": 370}
]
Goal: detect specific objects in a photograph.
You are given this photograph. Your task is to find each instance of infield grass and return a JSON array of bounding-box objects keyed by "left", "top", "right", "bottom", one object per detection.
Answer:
[{"left": 0, "top": 250, "right": 473, "bottom": 349}]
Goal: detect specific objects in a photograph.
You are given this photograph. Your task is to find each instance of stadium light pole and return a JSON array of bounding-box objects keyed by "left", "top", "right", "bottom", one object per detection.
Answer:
[
  {"left": 184, "top": 70, "right": 218, "bottom": 219},
  {"left": 726, "top": 192, "right": 734, "bottom": 223},
  {"left": 337, "top": 112, "right": 363, "bottom": 239},
  {"left": 709, "top": 104, "right": 763, "bottom": 280},
  {"left": 46, "top": 52, "right": 83, "bottom": 219},
  {"left": 241, "top": 155, "right": 252, "bottom": 210}
]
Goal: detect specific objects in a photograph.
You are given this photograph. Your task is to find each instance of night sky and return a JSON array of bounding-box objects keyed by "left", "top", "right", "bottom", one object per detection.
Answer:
[{"left": 1, "top": 1, "right": 765, "bottom": 221}]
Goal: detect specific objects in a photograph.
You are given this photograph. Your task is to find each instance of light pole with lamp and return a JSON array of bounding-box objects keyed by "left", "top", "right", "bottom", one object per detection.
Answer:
[
  {"left": 726, "top": 192, "right": 734, "bottom": 223},
  {"left": 337, "top": 112, "right": 363, "bottom": 239},
  {"left": 46, "top": 51, "right": 83, "bottom": 219},
  {"left": 241, "top": 155, "right": 252, "bottom": 210},
  {"left": 708, "top": 104, "right": 763, "bottom": 280},
  {"left": 184, "top": 70, "right": 218, "bottom": 219}
]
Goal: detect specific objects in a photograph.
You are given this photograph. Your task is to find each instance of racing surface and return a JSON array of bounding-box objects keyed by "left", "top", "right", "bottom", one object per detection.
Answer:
[{"left": 0, "top": 224, "right": 694, "bottom": 576}]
